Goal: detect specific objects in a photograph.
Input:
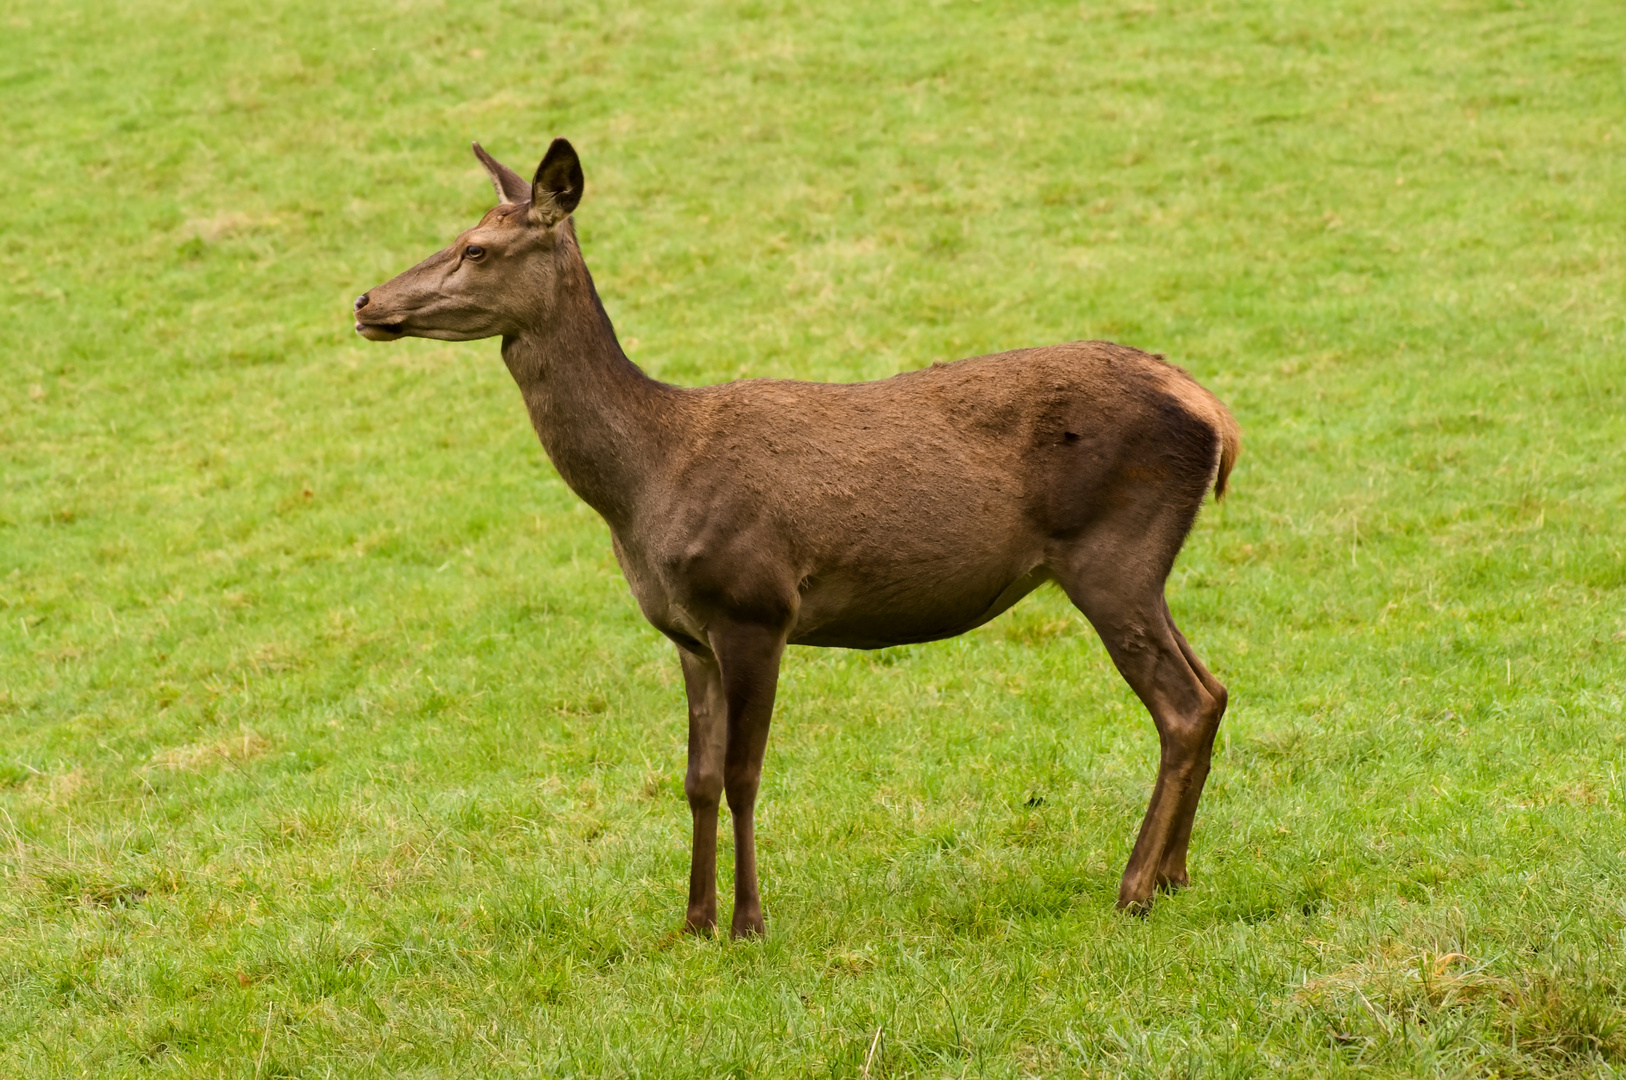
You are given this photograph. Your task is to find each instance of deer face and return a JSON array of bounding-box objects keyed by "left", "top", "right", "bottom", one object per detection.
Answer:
[{"left": 354, "top": 139, "right": 584, "bottom": 343}]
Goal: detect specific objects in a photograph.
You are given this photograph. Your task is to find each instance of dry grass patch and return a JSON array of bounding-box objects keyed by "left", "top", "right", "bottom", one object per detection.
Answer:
[
  {"left": 1300, "top": 951, "right": 1626, "bottom": 1067},
  {"left": 146, "top": 731, "right": 272, "bottom": 774}
]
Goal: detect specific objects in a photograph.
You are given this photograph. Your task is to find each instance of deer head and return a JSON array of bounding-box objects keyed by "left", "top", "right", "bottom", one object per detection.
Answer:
[{"left": 353, "top": 138, "right": 585, "bottom": 342}]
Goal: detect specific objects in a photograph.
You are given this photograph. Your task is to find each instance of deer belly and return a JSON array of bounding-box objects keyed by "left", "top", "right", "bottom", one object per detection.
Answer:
[{"left": 788, "top": 561, "right": 1050, "bottom": 649}]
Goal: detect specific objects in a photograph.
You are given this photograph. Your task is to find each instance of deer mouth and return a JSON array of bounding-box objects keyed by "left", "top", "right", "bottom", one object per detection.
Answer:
[{"left": 355, "top": 321, "right": 406, "bottom": 341}]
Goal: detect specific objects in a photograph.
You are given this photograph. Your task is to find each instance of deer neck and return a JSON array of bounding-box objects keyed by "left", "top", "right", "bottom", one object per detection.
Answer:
[{"left": 500, "top": 238, "right": 672, "bottom": 529}]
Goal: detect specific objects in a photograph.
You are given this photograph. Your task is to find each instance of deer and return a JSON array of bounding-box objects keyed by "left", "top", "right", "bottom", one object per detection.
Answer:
[{"left": 354, "top": 138, "right": 1240, "bottom": 937}]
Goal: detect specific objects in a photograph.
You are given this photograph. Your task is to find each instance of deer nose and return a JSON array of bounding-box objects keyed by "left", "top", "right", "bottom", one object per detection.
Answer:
[{"left": 354, "top": 294, "right": 370, "bottom": 311}]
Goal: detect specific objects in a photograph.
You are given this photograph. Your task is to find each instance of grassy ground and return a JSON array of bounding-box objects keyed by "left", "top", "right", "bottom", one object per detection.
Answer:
[{"left": 3, "top": 0, "right": 1625, "bottom": 1075}]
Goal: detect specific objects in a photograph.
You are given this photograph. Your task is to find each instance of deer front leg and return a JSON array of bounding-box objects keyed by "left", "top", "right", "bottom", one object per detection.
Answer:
[
  {"left": 679, "top": 648, "right": 726, "bottom": 935},
  {"left": 710, "top": 621, "right": 786, "bottom": 939}
]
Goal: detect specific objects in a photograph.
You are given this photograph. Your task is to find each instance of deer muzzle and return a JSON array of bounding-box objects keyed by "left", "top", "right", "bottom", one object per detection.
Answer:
[{"left": 353, "top": 293, "right": 406, "bottom": 340}]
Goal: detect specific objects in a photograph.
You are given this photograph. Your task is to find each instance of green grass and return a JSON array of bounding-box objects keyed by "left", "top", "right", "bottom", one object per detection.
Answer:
[{"left": 3, "top": 0, "right": 1625, "bottom": 1074}]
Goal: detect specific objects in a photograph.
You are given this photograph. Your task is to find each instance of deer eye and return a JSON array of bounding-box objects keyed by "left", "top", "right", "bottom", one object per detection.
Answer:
[{"left": 464, "top": 245, "right": 485, "bottom": 260}]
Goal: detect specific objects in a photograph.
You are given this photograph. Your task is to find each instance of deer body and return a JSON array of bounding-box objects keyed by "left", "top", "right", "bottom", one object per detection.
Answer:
[{"left": 358, "top": 140, "right": 1239, "bottom": 935}]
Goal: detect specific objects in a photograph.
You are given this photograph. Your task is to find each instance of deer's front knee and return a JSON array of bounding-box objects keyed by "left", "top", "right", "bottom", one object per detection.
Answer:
[
  {"left": 685, "top": 767, "right": 723, "bottom": 811},
  {"left": 723, "top": 771, "right": 759, "bottom": 814}
]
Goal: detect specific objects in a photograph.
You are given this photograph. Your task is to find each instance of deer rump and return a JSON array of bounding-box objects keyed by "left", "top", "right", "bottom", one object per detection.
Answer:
[{"left": 356, "top": 138, "right": 1240, "bottom": 934}]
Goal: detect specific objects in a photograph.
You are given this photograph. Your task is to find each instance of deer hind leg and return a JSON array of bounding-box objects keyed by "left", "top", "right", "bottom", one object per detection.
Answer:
[
  {"left": 709, "top": 621, "right": 786, "bottom": 939},
  {"left": 1053, "top": 537, "right": 1223, "bottom": 913},
  {"left": 1151, "top": 598, "right": 1227, "bottom": 892},
  {"left": 679, "top": 647, "right": 726, "bottom": 934}
]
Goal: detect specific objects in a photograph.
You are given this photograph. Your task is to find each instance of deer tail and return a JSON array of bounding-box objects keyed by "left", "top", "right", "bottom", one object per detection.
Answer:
[{"left": 1211, "top": 401, "right": 1241, "bottom": 500}]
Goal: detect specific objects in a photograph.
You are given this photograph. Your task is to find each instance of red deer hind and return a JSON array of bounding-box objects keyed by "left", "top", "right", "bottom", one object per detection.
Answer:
[{"left": 355, "top": 139, "right": 1240, "bottom": 935}]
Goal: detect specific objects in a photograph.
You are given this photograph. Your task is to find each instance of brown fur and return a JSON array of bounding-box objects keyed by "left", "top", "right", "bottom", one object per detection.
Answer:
[{"left": 356, "top": 140, "right": 1241, "bottom": 934}]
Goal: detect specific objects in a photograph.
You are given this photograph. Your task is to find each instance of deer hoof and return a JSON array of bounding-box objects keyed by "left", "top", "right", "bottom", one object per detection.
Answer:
[
  {"left": 1116, "top": 879, "right": 1157, "bottom": 916},
  {"left": 730, "top": 914, "right": 766, "bottom": 939}
]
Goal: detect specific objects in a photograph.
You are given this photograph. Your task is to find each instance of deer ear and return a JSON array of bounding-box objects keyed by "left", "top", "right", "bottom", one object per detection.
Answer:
[
  {"left": 530, "top": 138, "right": 583, "bottom": 227},
  {"left": 473, "top": 142, "right": 532, "bottom": 205}
]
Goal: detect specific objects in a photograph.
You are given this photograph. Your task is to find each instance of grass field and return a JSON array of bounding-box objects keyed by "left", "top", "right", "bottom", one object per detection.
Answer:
[{"left": 3, "top": 0, "right": 1625, "bottom": 1075}]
